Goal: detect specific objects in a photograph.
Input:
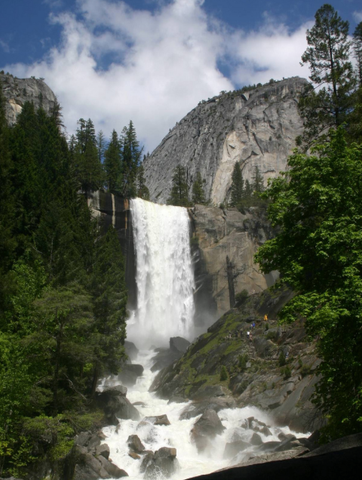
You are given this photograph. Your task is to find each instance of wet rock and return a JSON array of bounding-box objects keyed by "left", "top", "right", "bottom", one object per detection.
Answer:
[
  {"left": 97, "top": 387, "right": 140, "bottom": 425},
  {"left": 124, "top": 341, "right": 139, "bottom": 361},
  {"left": 191, "top": 409, "right": 225, "bottom": 452},
  {"left": 224, "top": 440, "right": 250, "bottom": 459},
  {"left": 142, "top": 447, "right": 178, "bottom": 480},
  {"left": 180, "top": 396, "right": 236, "bottom": 420},
  {"left": 127, "top": 435, "right": 145, "bottom": 453},
  {"left": 129, "top": 452, "right": 141, "bottom": 460},
  {"left": 117, "top": 364, "right": 144, "bottom": 387},
  {"left": 250, "top": 432, "right": 263, "bottom": 446},
  {"left": 170, "top": 337, "right": 190, "bottom": 354},
  {"left": 95, "top": 443, "right": 110, "bottom": 459},
  {"left": 143, "top": 414, "right": 171, "bottom": 426},
  {"left": 98, "top": 456, "right": 128, "bottom": 478}
]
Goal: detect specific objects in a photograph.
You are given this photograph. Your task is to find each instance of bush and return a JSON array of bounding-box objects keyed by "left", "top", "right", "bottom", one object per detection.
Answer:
[
  {"left": 220, "top": 365, "right": 229, "bottom": 381},
  {"left": 235, "top": 289, "right": 249, "bottom": 305},
  {"left": 278, "top": 351, "right": 286, "bottom": 366},
  {"left": 238, "top": 354, "right": 248, "bottom": 371}
]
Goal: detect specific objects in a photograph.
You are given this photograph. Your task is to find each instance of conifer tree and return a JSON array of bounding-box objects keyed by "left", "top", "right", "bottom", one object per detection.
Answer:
[
  {"left": 229, "top": 162, "right": 244, "bottom": 207},
  {"left": 299, "top": 4, "right": 355, "bottom": 145},
  {"left": 353, "top": 22, "right": 362, "bottom": 86},
  {"left": 104, "top": 130, "right": 122, "bottom": 193},
  {"left": 136, "top": 163, "right": 150, "bottom": 200},
  {"left": 168, "top": 165, "right": 190, "bottom": 207},
  {"left": 121, "top": 121, "right": 143, "bottom": 197},
  {"left": 192, "top": 171, "right": 206, "bottom": 205}
]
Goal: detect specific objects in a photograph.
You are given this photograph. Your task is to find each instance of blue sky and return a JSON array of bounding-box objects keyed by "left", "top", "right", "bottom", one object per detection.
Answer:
[{"left": 1, "top": 1, "right": 361, "bottom": 152}]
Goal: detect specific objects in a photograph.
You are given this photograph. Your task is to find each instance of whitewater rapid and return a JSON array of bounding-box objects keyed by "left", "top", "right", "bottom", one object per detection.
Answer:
[{"left": 101, "top": 350, "right": 307, "bottom": 480}]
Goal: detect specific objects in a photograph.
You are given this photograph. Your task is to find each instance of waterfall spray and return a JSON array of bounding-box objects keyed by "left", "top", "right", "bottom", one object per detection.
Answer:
[{"left": 128, "top": 198, "right": 195, "bottom": 348}]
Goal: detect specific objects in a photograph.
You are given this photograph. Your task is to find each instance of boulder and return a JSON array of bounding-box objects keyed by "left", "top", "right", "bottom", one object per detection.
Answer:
[
  {"left": 97, "top": 387, "right": 140, "bottom": 425},
  {"left": 170, "top": 337, "right": 190, "bottom": 354},
  {"left": 141, "top": 447, "right": 178, "bottom": 480},
  {"left": 191, "top": 409, "right": 225, "bottom": 452},
  {"left": 143, "top": 414, "right": 171, "bottom": 426},
  {"left": 95, "top": 443, "right": 110, "bottom": 459},
  {"left": 117, "top": 364, "right": 144, "bottom": 387},
  {"left": 124, "top": 341, "right": 139, "bottom": 361},
  {"left": 127, "top": 435, "right": 145, "bottom": 453}
]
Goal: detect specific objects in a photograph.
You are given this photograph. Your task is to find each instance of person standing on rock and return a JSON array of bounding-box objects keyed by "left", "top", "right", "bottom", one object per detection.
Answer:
[{"left": 264, "top": 314, "right": 268, "bottom": 321}]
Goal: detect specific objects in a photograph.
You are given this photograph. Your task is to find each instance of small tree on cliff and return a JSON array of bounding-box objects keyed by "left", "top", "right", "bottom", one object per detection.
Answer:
[
  {"left": 168, "top": 166, "right": 190, "bottom": 207},
  {"left": 192, "top": 171, "right": 207, "bottom": 205}
]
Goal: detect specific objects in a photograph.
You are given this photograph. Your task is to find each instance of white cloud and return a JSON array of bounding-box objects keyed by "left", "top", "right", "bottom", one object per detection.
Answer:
[
  {"left": 353, "top": 11, "right": 362, "bottom": 23},
  {"left": 4, "top": 0, "right": 310, "bottom": 152}
]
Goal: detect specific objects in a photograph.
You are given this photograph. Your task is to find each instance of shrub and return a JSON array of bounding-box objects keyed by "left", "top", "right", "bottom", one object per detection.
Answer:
[
  {"left": 235, "top": 289, "right": 249, "bottom": 305},
  {"left": 220, "top": 365, "right": 229, "bottom": 381}
]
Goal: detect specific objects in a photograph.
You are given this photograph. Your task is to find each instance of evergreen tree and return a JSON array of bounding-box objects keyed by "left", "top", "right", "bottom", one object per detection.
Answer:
[
  {"left": 252, "top": 166, "right": 264, "bottom": 193},
  {"left": 96, "top": 130, "right": 106, "bottom": 165},
  {"left": 104, "top": 130, "right": 122, "bottom": 193},
  {"left": 168, "top": 165, "right": 190, "bottom": 207},
  {"left": 90, "top": 226, "right": 127, "bottom": 393},
  {"left": 121, "top": 121, "right": 143, "bottom": 197},
  {"left": 73, "top": 118, "right": 103, "bottom": 194},
  {"left": 136, "top": 163, "right": 150, "bottom": 200},
  {"left": 353, "top": 22, "right": 362, "bottom": 86},
  {"left": 299, "top": 4, "right": 355, "bottom": 146},
  {"left": 192, "top": 171, "right": 207, "bottom": 205},
  {"left": 229, "top": 162, "right": 244, "bottom": 207}
]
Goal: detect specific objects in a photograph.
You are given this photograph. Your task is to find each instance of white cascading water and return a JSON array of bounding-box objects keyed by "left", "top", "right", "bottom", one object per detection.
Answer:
[
  {"left": 127, "top": 198, "right": 195, "bottom": 348},
  {"left": 100, "top": 198, "right": 308, "bottom": 480}
]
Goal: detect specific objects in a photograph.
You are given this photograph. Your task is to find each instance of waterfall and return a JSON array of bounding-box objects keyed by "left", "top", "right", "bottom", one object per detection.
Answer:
[{"left": 127, "top": 198, "right": 195, "bottom": 348}]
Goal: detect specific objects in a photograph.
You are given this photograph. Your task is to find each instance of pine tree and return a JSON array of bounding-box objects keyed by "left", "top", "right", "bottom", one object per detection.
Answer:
[
  {"left": 121, "top": 121, "right": 143, "bottom": 197},
  {"left": 91, "top": 226, "right": 127, "bottom": 393},
  {"left": 104, "top": 130, "right": 122, "bottom": 193},
  {"left": 229, "top": 163, "right": 244, "bottom": 207},
  {"left": 252, "top": 166, "right": 264, "bottom": 193},
  {"left": 299, "top": 4, "right": 355, "bottom": 145},
  {"left": 168, "top": 166, "right": 190, "bottom": 207},
  {"left": 136, "top": 163, "right": 150, "bottom": 200},
  {"left": 73, "top": 118, "right": 104, "bottom": 194},
  {"left": 192, "top": 171, "right": 206, "bottom": 205},
  {"left": 353, "top": 22, "right": 362, "bottom": 86}
]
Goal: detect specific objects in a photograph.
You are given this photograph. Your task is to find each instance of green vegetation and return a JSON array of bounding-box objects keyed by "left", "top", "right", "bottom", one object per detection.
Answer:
[
  {"left": 0, "top": 84, "right": 128, "bottom": 476},
  {"left": 167, "top": 165, "right": 190, "bottom": 207},
  {"left": 220, "top": 365, "right": 229, "bottom": 381},
  {"left": 228, "top": 163, "right": 267, "bottom": 212}
]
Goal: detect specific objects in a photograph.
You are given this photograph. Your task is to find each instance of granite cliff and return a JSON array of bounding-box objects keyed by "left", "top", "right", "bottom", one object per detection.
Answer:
[
  {"left": 0, "top": 72, "right": 58, "bottom": 124},
  {"left": 143, "top": 77, "right": 308, "bottom": 205}
]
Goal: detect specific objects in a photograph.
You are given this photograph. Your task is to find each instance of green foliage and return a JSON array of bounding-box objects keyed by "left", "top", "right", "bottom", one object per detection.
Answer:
[
  {"left": 255, "top": 128, "right": 362, "bottom": 440},
  {"left": 0, "top": 95, "right": 128, "bottom": 475},
  {"left": 235, "top": 289, "right": 249, "bottom": 305},
  {"left": 353, "top": 22, "right": 362, "bottom": 86},
  {"left": 137, "top": 163, "right": 150, "bottom": 200},
  {"left": 168, "top": 165, "right": 190, "bottom": 207},
  {"left": 120, "top": 120, "right": 143, "bottom": 197},
  {"left": 299, "top": 4, "right": 355, "bottom": 146},
  {"left": 281, "top": 366, "right": 291, "bottom": 379},
  {"left": 220, "top": 365, "right": 229, "bottom": 381},
  {"left": 191, "top": 171, "right": 207, "bottom": 205},
  {"left": 104, "top": 129, "right": 122, "bottom": 193},
  {"left": 228, "top": 164, "right": 266, "bottom": 211},
  {"left": 238, "top": 354, "right": 248, "bottom": 371},
  {"left": 278, "top": 351, "right": 286, "bottom": 367}
]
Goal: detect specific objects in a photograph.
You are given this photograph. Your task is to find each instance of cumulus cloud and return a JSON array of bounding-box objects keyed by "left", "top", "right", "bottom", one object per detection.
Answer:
[
  {"left": 4, "top": 0, "right": 309, "bottom": 152},
  {"left": 353, "top": 11, "right": 362, "bottom": 23}
]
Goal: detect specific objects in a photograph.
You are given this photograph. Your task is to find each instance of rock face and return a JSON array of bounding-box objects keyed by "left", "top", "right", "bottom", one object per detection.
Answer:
[
  {"left": 150, "top": 287, "right": 322, "bottom": 433},
  {"left": 191, "top": 204, "right": 277, "bottom": 319},
  {"left": 0, "top": 72, "right": 58, "bottom": 124},
  {"left": 143, "top": 77, "right": 308, "bottom": 205}
]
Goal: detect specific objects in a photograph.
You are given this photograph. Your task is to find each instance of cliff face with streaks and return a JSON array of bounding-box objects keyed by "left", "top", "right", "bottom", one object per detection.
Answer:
[{"left": 143, "top": 77, "right": 307, "bottom": 205}]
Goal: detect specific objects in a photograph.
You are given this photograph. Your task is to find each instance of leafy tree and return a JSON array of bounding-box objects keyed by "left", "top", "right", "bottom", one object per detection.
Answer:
[
  {"left": 104, "top": 130, "right": 122, "bottom": 193},
  {"left": 255, "top": 128, "right": 362, "bottom": 440},
  {"left": 299, "top": 4, "right": 355, "bottom": 145},
  {"left": 168, "top": 165, "right": 190, "bottom": 207},
  {"left": 191, "top": 171, "right": 206, "bottom": 205}
]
